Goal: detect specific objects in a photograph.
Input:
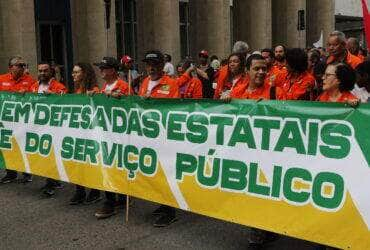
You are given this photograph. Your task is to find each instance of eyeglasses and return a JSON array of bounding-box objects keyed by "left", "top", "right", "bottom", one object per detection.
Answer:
[
  {"left": 12, "top": 63, "right": 26, "bottom": 68},
  {"left": 323, "top": 73, "right": 336, "bottom": 78}
]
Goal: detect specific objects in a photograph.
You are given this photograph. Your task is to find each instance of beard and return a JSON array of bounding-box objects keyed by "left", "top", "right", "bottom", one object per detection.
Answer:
[{"left": 275, "top": 55, "right": 285, "bottom": 62}]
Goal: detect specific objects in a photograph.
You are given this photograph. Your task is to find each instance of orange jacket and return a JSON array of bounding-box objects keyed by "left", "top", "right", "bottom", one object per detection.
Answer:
[
  {"left": 317, "top": 91, "right": 358, "bottom": 103},
  {"left": 101, "top": 78, "right": 133, "bottom": 95},
  {"left": 265, "top": 65, "right": 284, "bottom": 86},
  {"left": 30, "top": 79, "right": 67, "bottom": 94},
  {"left": 326, "top": 51, "right": 362, "bottom": 69},
  {"left": 273, "top": 61, "right": 287, "bottom": 71},
  {"left": 139, "top": 75, "right": 180, "bottom": 98},
  {"left": 214, "top": 65, "right": 229, "bottom": 99},
  {"left": 241, "top": 82, "right": 286, "bottom": 100},
  {"left": 229, "top": 75, "right": 250, "bottom": 99},
  {"left": 214, "top": 65, "right": 248, "bottom": 99},
  {"left": 358, "top": 54, "right": 366, "bottom": 62},
  {"left": 0, "top": 73, "right": 35, "bottom": 92},
  {"left": 274, "top": 70, "right": 315, "bottom": 100},
  {"left": 75, "top": 85, "right": 100, "bottom": 94},
  {"left": 176, "top": 73, "right": 203, "bottom": 99}
]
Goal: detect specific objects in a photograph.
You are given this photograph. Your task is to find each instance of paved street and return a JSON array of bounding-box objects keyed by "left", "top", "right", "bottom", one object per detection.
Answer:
[{"left": 0, "top": 170, "right": 320, "bottom": 250}]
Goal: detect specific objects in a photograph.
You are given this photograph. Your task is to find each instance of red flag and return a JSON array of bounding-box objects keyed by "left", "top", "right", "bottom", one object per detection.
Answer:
[{"left": 361, "top": 0, "right": 370, "bottom": 48}]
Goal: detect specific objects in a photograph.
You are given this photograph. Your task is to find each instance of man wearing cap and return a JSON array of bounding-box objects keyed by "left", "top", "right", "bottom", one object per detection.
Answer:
[
  {"left": 139, "top": 51, "right": 179, "bottom": 99},
  {"left": 94, "top": 56, "right": 131, "bottom": 219},
  {"left": 120, "top": 55, "right": 140, "bottom": 93},
  {"left": 0, "top": 56, "right": 35, "bottom": 184},
  {"left": 94, "top": 57, "right": 133, "bottom": 97},
  {"left": 197, "top": 50, "right": 215, "bottom": 98},
  {"left": 139, "top": 50, "right": 179, "bottom": 227}
]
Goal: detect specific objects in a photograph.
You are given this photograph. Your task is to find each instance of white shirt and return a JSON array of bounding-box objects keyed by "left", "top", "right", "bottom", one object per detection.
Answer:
[
  {"left": 352, "top": 84, "right": 370, "bottom": 103},
  {"left": 38, "top": 83, "right": 49, "bottom": 93},
  {"left": 146, "top": 79, "right": 160, "bottom": 96},
  {"left": 104, "top": 80, "right": 118, "bottom": 94},
  {"left": 163, "top": 62, "right": 175, "bottom": 76}
]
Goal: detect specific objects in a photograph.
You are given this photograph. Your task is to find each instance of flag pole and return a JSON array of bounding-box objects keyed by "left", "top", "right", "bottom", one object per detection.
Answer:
[{"left": 125, "top": 69, "right": 133, "bottom": 223}]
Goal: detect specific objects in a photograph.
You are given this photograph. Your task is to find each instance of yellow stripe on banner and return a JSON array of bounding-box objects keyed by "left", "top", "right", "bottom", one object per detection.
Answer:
[
  {"left": 63, "top": 155, "right": 129, "bottom": 193},
  {"left": 179, "top": 175, "right": 370, "bottom": 249},
  {"left": 64, "top": 158, "right": 178, "bottom": 208},
  {"left": 27, "top": 147, "right": 60, "bottom": 180},
  {"left": 2, "top": 138, "right": 26, "bottom": 172},
  {"left": 126, "top": 162, "right": 178, "bottom": 208}
]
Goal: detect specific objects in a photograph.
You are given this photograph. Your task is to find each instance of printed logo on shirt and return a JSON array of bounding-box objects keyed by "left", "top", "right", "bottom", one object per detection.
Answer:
[
  {"left": 157, "top": 90, "right": 170, "bottom": 95},
  {"left": 2, "top": 82, "right": 11, "bottom": 86},
  {"left": 160, "top": 84, "right": 170, "bottom": 91}
]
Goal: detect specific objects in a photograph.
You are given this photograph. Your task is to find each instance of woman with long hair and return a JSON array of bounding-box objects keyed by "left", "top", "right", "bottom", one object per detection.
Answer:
[
  {"left": 215, "top": 52, "right": 248, "bottom": 100},
  {"left": 69, "top": 62, "right": 101, "bottom": 205}
]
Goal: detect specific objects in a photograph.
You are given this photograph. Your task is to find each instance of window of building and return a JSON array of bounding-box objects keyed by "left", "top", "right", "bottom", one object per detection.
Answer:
[
  {"left": 116, "top": 0, "right": 137, "bottom": 59},
  {"left": 179, "top": 0, "right": 190, "bottom": 59},
  {"left": 34, "top": 0, "right": 73, "bottom": 86}
]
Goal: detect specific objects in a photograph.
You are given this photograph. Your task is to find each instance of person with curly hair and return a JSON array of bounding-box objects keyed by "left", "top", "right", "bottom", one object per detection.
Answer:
[
  {"left": 69, "top": 62, "right": 101, "bottom": 205},
  {"left": 274, "top": 48, "right": 315, "bottom": 100}
]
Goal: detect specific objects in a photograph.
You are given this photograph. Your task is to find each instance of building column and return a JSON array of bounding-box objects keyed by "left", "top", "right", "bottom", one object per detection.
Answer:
[
  {"left": 272, "top": 0, "right": 306, "bottom": 48},
  {"left": 71, "top": 0, "right": 117, "bottom": 64},
  {"left": 233, "top": 0, "right": 272, "bottom": 51},
  {"left": 189, "top": 0, "right": 231, "bottom": 60},
  {"left": 286, "top": 0, "right": 306, "bottom": 48},
  {"left": 0, "top": 0, "right": 37, "bottom": 75},
  {"left": 135, "top": 0, "right": 180, "bottom": 65},
  {"left": 306, "top": 0, "right": 335, "bottom": 47}
]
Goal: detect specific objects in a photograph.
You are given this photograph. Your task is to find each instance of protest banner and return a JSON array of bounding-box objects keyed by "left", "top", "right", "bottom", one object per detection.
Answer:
[{"left": 0, "top": 92, "right": 369, "bottom": 249}]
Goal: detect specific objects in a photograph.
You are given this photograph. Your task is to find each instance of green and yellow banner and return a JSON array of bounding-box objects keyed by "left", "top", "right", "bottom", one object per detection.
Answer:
[{"left": 1, "top": 93, "right": 369, "bottom": 249}]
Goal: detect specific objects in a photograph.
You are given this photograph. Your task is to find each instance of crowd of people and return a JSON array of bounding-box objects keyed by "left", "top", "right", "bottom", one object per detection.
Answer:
[{"left": 0, "top": 30, "right": 369, "bottom": 250}]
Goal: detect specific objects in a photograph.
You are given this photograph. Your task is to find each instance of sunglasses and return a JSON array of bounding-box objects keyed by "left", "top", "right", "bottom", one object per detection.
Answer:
[{"left": 12, "top": 63, "right": 26, "bottom": 68}]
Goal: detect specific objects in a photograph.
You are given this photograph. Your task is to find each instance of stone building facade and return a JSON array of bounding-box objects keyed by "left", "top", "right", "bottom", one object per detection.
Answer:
[{"left": 0, "top": 0, "right": 361, "bottom": 86}]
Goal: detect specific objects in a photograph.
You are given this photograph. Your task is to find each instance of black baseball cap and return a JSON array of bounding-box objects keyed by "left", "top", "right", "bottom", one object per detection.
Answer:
[
  {"left": 94, "top": 57, "right": 119, "bottom": 70},
  {"left": 142, "top": 50, "right": 164, "bottom": 64}
]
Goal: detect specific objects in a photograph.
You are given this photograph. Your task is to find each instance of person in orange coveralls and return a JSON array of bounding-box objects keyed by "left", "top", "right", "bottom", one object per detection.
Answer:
[
  {"left": 215, "top": 53, "right": 249, "bottom": 100},
  {"left": 138, "top": 50, "right": 180, "bottom": 227},
  {"left": 29, "top": 62, "right": 67, "bottom": 197},
  {"left": 241, "top": 54, "right": 286, "bottom": 100},
  {"left": 0, "top": 56, "right": 35, "bottom": 184},
  {"left": 317, "top": 63, "right": 359, "bottom": 105},
  {"left": 326, "top": 31, "right": 362, "bottom": 69},
  {"left": 93, "top": 57, "right": 130, "bottom": 220},
  {"left": 175, "top": 59, "right": 203, "bottom": 99},
  {"left": 69, "top": 62, "right": 101, "bottom": 206}
]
